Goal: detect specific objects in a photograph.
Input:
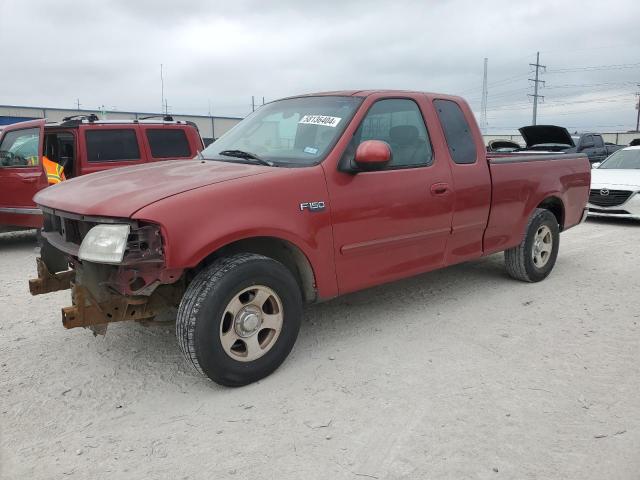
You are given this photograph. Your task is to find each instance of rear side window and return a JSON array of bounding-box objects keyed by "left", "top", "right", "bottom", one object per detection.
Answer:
[
  {"left": 434, "top": 99, "right": 477, "bottom": 164},
  {"left": 146, "top": 129, "right": 191, "bottom": 158},
  {"left": 85, "top": 129, "right": 140, "bottom": 162}
]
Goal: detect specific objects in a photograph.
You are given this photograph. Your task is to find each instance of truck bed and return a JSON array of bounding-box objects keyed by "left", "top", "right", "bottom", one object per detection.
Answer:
[{"left": 484, "top": 153, "right": 591, "bottom": 254}]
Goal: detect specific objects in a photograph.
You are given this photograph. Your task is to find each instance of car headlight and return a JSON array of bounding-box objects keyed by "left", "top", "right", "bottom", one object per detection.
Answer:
[{"left": 78, "top": 224, "right": 131, "bottom": 264}]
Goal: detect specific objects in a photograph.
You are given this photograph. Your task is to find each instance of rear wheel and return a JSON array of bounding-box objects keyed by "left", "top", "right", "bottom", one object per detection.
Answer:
[
  {"left": 504, "top": 208, "right": 560, "bottom": 282},
  {"left": 176, "top": 253, "right": 302, "bottom": 387}
]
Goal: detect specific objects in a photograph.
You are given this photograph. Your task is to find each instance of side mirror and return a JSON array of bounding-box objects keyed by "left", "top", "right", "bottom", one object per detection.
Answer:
[
  {"left": 354, "top": 140, "right": 391, "bottom": 170},
  {"left": 591, "top": 162, "right": 601, "bottom": 169}
]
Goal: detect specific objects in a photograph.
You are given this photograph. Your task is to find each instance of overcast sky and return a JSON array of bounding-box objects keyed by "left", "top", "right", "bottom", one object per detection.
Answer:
[{"left": 1, "top": 0, "right": 639, "bottom": 133}]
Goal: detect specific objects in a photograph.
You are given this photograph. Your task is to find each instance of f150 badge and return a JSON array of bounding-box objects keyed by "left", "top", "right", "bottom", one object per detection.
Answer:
[{"left": 300, "top": 201, "right": 326, "bottom": 212}]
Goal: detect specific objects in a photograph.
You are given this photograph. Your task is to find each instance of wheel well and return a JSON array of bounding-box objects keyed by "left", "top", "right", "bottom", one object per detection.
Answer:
[
  {"left": 537, "top": 197, "right": 565, "bottom": 230},
  {"left": 197, "top": 237, "right": 317, "bottom": 303}
]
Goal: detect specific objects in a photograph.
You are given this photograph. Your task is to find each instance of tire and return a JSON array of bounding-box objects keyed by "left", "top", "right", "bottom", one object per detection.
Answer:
[
  {"left": 176, "top": 253, "right": 302, "bottom": 387},
  {"left": 504, "top": 208, "right": 560, "bottom": 283}
]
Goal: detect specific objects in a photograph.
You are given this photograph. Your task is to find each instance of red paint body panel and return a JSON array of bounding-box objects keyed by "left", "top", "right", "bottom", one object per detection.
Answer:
[
  {"left": 35, "top": 160, "right": 269, "bottom": 218},
  {"left": 33, "top": 90, "right": 591, "bottom": 301},
  {"left": 133, "top": 165, "right": 339, "bottom": 298},
  {"left": 0, "top": 120, "right": 47, "bottom": 228},
  {"left": 0, "top": 120, "right": 203, "bottom": 230},
  {"left": 483, "top": 156, "right": 590, "bottom": 254},
  {"left": 322, "top": 93, "right": 455, "bottom": 294}
]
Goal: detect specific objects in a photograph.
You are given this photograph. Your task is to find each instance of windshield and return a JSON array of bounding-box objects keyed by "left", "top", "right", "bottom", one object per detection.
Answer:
[
  {"left": 599, "top": 149, "right": 640, "bottom": 169},
  {"left": 202, "top": 96, "right": 363, "bottom": 166}
]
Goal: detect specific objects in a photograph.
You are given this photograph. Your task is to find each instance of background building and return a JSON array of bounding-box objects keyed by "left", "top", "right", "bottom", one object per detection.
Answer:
[{"left": 0, "top": 105, "right": 242, "bottom": 145}]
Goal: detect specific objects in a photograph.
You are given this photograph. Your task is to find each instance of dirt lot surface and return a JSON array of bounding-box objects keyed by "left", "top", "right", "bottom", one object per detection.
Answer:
[{"left": 1, "top": 219, "right": 639, "bottom": 479}]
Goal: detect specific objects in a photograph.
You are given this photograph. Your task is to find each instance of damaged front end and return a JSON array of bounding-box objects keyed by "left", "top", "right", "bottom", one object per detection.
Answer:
[{"left": 29, "top": 208, "right": 184, "bottom": 335}]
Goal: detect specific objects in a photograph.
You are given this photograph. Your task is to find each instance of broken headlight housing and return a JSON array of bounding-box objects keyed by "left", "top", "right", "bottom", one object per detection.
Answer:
[{"left": 78, "top": 224, "right": 131, "bottom": 264}]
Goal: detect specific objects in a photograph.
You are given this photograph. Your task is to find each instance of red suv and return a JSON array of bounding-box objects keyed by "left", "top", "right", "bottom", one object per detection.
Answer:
[{"left": 0, "top": 115, "right": 204, "bottom": 232}]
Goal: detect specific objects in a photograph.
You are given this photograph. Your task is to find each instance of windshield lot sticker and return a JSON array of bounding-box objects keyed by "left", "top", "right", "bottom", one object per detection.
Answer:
[
  {"left": 298, "top": 115, "right": 341, "bottom": 128},
  {"left": 304, "top": 146, "right": 319, "bottom": 155}
]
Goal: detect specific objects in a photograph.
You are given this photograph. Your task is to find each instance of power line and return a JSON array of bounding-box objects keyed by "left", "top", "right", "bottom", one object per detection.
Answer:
[{"left": 547, "top": 62, "right": 640, "bottom": 74}]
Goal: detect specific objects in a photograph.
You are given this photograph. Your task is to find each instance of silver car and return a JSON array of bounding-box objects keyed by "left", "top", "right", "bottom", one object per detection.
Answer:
[{"left": 588, "top": 146, "right": 640, "bottom": 220}]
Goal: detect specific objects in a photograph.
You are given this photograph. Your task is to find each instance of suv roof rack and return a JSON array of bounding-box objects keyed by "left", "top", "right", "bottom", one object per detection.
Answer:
[
  {"left": 138, "top": 114, "right": 174, "bottom": 121},
  {"left": 61, "top": 114, "right": 99, "bottom": 123}
]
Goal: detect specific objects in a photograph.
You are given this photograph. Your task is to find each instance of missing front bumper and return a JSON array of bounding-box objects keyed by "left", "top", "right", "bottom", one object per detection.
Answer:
[
  {"left": 29, "top": 257, "right": 182, "bottom": 333},
  {"left": 62, "top": 282, "right": 159, "bottom": 331},
  {"left": 29, "top": 257, "right": 75, "bottom": 295}
]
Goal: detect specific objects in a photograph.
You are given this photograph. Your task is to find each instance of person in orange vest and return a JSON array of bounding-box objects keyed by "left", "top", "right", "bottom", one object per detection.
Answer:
[{"left": 42, "top": 155, "right": 66, "bottom": 185}]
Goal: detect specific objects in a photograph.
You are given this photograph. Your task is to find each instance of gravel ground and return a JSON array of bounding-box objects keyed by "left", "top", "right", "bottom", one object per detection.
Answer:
[{"left": 1, "top": 218, "right": 639, "bottom": 480}]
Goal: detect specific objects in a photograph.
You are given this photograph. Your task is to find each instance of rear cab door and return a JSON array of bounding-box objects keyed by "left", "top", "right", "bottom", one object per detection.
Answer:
[
  {"left": 77, "top": 124, "right": 146, "bottom": 175},
  {"left": 431, "top": 97, "right": 491, "bottom": 264},
  {"left": 0, "top": 119, "right": 47, "bottom": 228}
]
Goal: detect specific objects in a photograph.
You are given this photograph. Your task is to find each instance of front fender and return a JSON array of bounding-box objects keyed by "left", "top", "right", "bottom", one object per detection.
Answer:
[{"left": 133, "top": 166, "right": 339, "bottom": 298}]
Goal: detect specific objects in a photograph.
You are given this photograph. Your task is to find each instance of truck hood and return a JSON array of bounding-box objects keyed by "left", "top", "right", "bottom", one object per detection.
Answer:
[
  {"left": 519, "top": 125, "right": 574, "bottom": 148},
  {"left": 34, "top": 160, "right": 271, "bottom": 218},
  {"left": 591, "top": 168, "right": 640, "bottom": 189}
]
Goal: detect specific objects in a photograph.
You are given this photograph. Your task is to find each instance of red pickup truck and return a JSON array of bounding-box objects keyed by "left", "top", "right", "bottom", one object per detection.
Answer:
[
  {"left": 29, "top": 90, "right": 590, "bottom": 386},
  {"left": 0, "top": 115, "right": 203, "bottom": 232}
]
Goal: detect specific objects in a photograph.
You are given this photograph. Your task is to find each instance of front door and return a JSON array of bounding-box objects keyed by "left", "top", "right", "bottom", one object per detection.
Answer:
[
  {"left": 0, "top": 119, "right": 47, "bottom": 228},
  {"left": 325, "top": 97, "right": 454, "bottom": 295}
]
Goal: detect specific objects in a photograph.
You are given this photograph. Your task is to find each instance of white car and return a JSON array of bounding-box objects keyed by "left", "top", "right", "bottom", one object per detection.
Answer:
[{"left": 588, "top": 146, "right": 640, "bottom": 220}]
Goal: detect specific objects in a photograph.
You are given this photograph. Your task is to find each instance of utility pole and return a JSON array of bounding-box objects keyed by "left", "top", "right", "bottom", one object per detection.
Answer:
[
  {"left": 262, "top": 96, "right": 265, "bottom": 106},
  {"left": 635, "top": 87, "right": 640, "bottom": 132},
  {"left": 528, "top": 52, "right": 546, "bottom": 125},
  {"left": 76, "top": 98, "right": 81, "bottom": 111},
  {"left": 251, "top": 96, "right": 255, "bottom": 112},
  {"left": 160, "top": 64, "right": 165, "bottom": 114},
  {"left": 480, "top": 58, "right": 488, "bottom": 133}
]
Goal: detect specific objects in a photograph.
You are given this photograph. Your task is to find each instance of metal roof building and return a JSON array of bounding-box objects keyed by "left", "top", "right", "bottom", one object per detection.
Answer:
[{"left": 0, "top": 105, "right": 242, "bottom": 144}]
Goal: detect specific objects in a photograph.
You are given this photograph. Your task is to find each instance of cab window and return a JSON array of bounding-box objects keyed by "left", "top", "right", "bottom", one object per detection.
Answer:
[
  {"left": 85, "top": 129, "right": 140, "bottom": 162},
  {"left": 434, "top": 99, "right": 477, "bottom": 164},
  {"left": 347, "top": 98, "right": 433, "bottom": 169},
  {"left": 0, "top": 128, "right": 40, "bottom": 167},
  {"left": 593, "top": 135, "right": 604, "bottom": 148}
]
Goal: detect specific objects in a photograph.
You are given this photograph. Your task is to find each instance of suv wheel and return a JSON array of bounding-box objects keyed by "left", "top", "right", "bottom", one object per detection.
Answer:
[{"left": 176, "top": 253, "right": 302, "bottom": 386}]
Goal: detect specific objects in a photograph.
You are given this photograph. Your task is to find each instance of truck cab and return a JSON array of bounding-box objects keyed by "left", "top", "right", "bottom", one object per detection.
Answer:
[{"left": 0, "top": 116, "right": 204, "bottom": 232}]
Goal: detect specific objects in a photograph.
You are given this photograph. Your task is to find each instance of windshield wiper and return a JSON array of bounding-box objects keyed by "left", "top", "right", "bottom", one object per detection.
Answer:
[{"left": 218, "top": 150, "right": 275, "bottom": 167}]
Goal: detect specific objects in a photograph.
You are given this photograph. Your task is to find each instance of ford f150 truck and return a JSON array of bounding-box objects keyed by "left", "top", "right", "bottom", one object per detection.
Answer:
[
  {"left": 0, "top": 115, "right": 203, "bottom": 232},
  {"left": 29, "top": 90, "right": 590, "bottom": 386}
]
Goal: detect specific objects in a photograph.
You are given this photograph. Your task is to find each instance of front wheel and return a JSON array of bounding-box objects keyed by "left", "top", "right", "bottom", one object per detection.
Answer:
[
  {"left": 504, "top": 208, "right": 560, "bottom": 282},
  {"left": 176, "top": 253, "right": 302, "bottom": 387}
]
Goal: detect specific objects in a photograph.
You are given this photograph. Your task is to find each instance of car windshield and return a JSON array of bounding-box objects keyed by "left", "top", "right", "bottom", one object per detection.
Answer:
[
  {"left": 598, "top": 149, "right": 640, "bottom": 169},
  {"left": 201, "top": 96, "right": 363, "bottom": 166}
]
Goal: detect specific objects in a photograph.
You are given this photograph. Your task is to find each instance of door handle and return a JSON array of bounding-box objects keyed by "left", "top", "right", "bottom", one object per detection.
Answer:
[
  {"left": 21, "top": 177, "right": 38, "bottom": 183},
  {"left": 430, "top": 183, "right": 450, "bottom": 195}
]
